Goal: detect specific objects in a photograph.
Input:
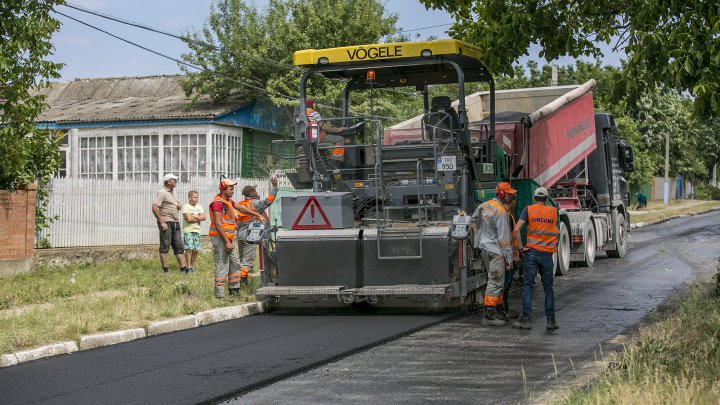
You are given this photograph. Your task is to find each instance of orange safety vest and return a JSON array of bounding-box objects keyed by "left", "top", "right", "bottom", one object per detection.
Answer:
[
  {"left": 526, "top": 203, "right": 559, "bottom": 254},
  {"left": 208, "top": 194, "right": 237, "bottom": 242},
  {"left": 236, "top": 199, "right": 255, "bottom": 223}
]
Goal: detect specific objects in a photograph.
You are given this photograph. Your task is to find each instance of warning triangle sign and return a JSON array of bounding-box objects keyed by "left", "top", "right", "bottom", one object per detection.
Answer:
[{"left": 291, "top": 196, "right": 332, "bottom": 230}]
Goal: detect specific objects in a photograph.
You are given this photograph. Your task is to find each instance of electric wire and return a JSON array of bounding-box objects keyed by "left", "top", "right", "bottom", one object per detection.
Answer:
[{"left": 53, "top": 7, "right": 417, "bottom": 120}]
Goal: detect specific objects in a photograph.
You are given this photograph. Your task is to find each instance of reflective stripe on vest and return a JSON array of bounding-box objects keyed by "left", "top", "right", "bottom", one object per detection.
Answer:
[
  {"left": 526, "top": 203, "right": 559, "bottom": 253},
  {"left": 208, "top": 194, "right": 236, "bottom": 242}
]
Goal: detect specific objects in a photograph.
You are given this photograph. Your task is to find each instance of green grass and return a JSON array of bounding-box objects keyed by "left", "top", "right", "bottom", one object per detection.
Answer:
[
  {"left": 0, "top": 252, "right": 258, "bottom": 354},
  {"left": 630, "top": 200, "right": 720, "bottom": 225},
  {"left": 558, "top": 266, "right": 720, "bottom": 404}
]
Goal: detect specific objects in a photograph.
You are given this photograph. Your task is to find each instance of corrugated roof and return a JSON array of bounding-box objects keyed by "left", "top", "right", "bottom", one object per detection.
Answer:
[{"left": 35, "top": 75, "right": 249, "bottom": 123}]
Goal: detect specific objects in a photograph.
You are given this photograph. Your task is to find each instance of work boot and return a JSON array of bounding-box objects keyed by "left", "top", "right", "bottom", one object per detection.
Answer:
[
  {"left": 481, "top": 307, "right": 507, "bottom": 326},
  {"left": 229, "top": 288, "right": 240, "bottom": 296},
  {"left": 546, "top": 316, "right": 559, "bottom": 330},
  {"left": 513, "top": 314, "right": 532, "bottom": 329}
]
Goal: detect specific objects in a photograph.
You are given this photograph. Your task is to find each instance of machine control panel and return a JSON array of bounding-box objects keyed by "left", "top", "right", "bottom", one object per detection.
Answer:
[
  {"left": 451, "top": 211, "right": 471, "bottom": 240},
  {"left": 245, "top": 222, "right": 266, "bottom": 244}
]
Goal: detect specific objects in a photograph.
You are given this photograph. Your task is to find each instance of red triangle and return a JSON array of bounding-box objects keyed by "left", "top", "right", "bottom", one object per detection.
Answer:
[{"left": 291, "top": 196, "right": 332, "bottom": 230}]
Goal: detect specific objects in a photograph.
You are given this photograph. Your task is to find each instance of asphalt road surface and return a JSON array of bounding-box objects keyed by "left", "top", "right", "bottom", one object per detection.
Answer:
[
  {"left": 230, "top": 212, "right": 720, "bottom": 404},
  {"left": 1, "top": 212, "right": 717, "bottom": 404}
]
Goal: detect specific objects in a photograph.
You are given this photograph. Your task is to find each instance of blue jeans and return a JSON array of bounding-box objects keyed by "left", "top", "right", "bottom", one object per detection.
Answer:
[{"left": 521, "top": 249, "right": 555, "bottom": 318}]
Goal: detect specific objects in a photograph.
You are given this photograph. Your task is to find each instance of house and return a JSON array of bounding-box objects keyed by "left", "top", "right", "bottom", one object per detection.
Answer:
[{"left": 35, "top": 75, "right": 292, "bottom": 181}]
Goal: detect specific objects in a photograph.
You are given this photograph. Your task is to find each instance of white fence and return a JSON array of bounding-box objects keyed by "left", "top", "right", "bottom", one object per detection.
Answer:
[{"left": 40, "top": 175, "right": 297, "bottom": 248}]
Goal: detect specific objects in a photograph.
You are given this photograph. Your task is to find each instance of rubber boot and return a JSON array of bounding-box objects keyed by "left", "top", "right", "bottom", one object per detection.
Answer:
[{"left": 481, "top": 306, "right": 507, "bottom": 326}]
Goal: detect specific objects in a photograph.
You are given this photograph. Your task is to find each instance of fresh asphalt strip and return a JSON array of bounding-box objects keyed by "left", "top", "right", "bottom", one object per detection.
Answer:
[{"left": 0, "top": 312, "right": 452, "bottom": 405}]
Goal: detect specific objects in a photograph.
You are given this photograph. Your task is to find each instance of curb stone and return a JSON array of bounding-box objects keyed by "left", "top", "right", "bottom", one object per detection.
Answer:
[
  {"left": 147, "top": 315, "right": 198, "bottom": 336},
  {"left": 1, "top": 354, "right": 19, "bottom": 367},
  {"left": 80, "top": 328, "right": 146, "bottom": 350},
  {"left": 13, "top": 341, "right": 79, "bottom": 363}
]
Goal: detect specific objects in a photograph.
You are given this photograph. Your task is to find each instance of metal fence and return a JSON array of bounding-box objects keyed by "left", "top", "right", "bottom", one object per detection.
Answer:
[{"left": 40, "top": 175, "right": 298, "bottom": 248}]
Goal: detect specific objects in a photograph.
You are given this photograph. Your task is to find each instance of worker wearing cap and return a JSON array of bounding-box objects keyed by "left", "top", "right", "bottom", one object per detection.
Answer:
[
  {"left": 209, "top": 178, "right": 264, "bottom": 299},
  {"left": 513, "top": 186, "right": 560, "bottom": 330},
  {"left": 152, "top": 173, "right": 188, "bottom": 273},
  {"left": 236, "top": 177, "right": 278, "bottom": 283},
  {"left": 305, "top": 99, "right": 346, "bottom": 169},
  {"left": 470, "top": 181, "right": 517, "bottom": 326}
]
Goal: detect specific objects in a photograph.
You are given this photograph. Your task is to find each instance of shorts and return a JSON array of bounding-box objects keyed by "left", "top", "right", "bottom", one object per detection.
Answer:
[
  {"left": 183, "top": 232, "right": 201, "bottom": 251},
  {"left": 159, "top": 221, "right": 184, "bottom": 255}
]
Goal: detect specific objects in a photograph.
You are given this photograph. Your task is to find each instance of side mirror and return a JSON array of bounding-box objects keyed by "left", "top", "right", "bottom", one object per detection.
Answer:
[{"left": 624, "top": 162, "right": 635, "bottom": 173}]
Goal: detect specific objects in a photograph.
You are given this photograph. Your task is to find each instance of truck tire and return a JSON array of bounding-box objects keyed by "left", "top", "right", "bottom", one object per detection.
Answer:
[
  {"left": 607, "top": 209, "right": 628, "bottom": 258},
  {"left": 555, "top": 221, "right": 571, "bottom": 275},
  {"left": 578, "top": 219, "right": 596, "bottom": 267}
]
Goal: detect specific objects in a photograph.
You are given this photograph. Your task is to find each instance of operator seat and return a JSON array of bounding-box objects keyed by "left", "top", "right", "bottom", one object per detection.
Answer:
[{"left": 423, "top": 96, "right": 460, "bottom": 142}]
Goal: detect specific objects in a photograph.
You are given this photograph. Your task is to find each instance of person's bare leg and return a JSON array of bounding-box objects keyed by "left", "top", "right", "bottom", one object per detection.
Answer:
[
  {"left": 175, "top": 253, "right": 187, "bottom": 268},
  {"left": 160, "top": 253, "right": 168, "bottom": 268},
  {"left": 189, "top": 250, "right": 198, "bottom": 268}
]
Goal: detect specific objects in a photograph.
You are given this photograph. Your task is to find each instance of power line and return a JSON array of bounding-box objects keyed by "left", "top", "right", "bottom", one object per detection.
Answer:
[
  {"left": 401, "top": 23, "right": 452, "bottom": 33},
  {"left": 53, "top": 7, "right": 414, "bottom": 120},
  {"left": 62, "top": 2, "right": 302, "bottom": 73}
]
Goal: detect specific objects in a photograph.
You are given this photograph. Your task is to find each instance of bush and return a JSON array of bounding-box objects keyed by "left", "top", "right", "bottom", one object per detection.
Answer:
[{"left": 694, "top": 185, "right": 720, "bottom": 200}]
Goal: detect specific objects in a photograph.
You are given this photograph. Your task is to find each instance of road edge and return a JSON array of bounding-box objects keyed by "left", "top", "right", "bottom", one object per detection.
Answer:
[
  {"left": 0, "top": 301, "right": 264, "bottom": 368},
  {"left": 630, "top": 206, "right": 720, "bottom": 229}
]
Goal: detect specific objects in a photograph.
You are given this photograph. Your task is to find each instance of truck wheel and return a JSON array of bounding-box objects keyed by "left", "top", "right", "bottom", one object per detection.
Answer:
[
  {"left": 555, "top": 221, "right": 571, "bottom": 275},
  {"left": 607, "top": 209, "right": 628, "bottom": 258},
  {"left": 578, "top": 220, "right": 596, "bottom": 267}
]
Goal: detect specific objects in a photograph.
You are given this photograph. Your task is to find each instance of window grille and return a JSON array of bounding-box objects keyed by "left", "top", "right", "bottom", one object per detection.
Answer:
[
  {"left": 79, "top": 135, "right": 113, "bottom": 179},
  {"left": 117, "top": 134, "right": 159, "bottom": 182},
  {"left": 162, "top": 133, "right": 207, "bottom": 181},
  {"left": 212, "top": 131, "right": 242, "bottom": 178}
]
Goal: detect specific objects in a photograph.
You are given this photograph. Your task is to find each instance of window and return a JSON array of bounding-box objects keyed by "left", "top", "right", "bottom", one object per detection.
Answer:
[
  {"left": 162, "top": 133, "right": 207, "bottom": 181},
  {"left": 117, "top": 134, "right": 159, "bottom": 181},
  {"left": 212, "top": 131, "right": 242, "bottom": 178},
  {"left": 57, "top": 131, "right": 69, "bottom": 178},
  {"left": 79, "top": 135, "right": 113, "bottom": 179}
]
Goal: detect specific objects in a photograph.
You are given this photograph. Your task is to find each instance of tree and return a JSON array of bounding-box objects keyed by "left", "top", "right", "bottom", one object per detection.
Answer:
[
  {"left": 419, "top": 0, "right": 720, "bottom": 117},
  {"left": 180, "top": 0, "right": 398, "bottom": 111},
  {"left": 0, "top": 0, "right": 63, "bottom": 190}
]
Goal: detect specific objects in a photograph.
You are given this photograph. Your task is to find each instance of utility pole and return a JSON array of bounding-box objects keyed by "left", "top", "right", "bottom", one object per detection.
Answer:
[
  {"left": 664, "top": 131, "right": 670, "bottom": 206},
  {"left": 551, "top": 65, "right": 558, "bottom": 87}
]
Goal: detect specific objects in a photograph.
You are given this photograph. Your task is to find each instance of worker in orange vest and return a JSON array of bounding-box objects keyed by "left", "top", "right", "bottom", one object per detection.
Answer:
[
  {"left": 209, "top": 178, "right": 265, "bottom": 299},
  {"left": 306, "top": 99, "right": 346, "bottom": 169},
  {"left": 471, "top": 182, "right": 517, "bottom": 326},
  {"left": 513, "top": 186, "right": 560, "bottom": 330},
  {"left": 236, "top": 176, "right": 278, "bottom": 283}
]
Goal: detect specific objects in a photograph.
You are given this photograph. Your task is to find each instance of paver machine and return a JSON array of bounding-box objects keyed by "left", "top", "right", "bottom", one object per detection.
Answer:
[{"left": 256, "top": 39, "right": 635, "bottom": 311}]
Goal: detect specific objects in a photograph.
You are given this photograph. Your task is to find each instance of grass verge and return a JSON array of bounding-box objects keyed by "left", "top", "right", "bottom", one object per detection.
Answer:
[
  {"left": 558, "top": 264, "right": 720, "bottom": 404},
  {"left": 0, "top": 251, "right": 257, "bottom": 354},
  {"left": 630, "top": 200, "right": 720, "bottom": 225}
]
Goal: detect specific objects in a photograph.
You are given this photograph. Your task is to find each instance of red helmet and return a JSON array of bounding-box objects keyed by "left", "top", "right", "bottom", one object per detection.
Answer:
[{"left": 305, "top": 99, "right": 314, "bottom": 108}]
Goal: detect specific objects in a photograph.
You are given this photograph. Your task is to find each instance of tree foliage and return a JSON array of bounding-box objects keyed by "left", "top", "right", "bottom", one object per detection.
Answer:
[
  {"left": 419, "top": 0, "right": 720, "bottom": 117},
  {"left": 180, "top": 0, "right": 397, "bottom": 110},
  {"left": 0, "top": 0, "right": 63, "bottom": 190}
]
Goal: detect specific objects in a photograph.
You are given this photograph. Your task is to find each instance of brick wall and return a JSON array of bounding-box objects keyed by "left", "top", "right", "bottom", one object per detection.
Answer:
[{"left": 0, "top": 184, "right": 36, "bottom": 275}]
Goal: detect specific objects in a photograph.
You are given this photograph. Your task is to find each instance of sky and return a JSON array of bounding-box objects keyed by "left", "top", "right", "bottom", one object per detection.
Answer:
[{"left": 50, "top": 0, "right": 624, "bottom": 81}]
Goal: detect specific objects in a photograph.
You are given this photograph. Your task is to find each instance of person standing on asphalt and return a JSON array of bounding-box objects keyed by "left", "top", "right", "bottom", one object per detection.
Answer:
[
  {"left": 182, "top": 190, "right": 206, "bottom": 273},
  {"left": 237, "top": 176, "right": 278, "bottom": 284},
  {"left": 209, "top": 178, "right": 265, "bottom": 299},
  {"left": 498, "top": 197, "right": 521, "bottom": 322},
  {"left": 471, "top": 182, "right": 518, "bottom": 326},
  {"left": 513, "top": 187, "right": 560, "bottom": 330},
  {"left": 152, "top": 173, "right": 188, "bottom": 273}
]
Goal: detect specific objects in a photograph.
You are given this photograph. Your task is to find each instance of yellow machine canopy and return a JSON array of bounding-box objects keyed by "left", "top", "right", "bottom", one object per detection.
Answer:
[{"left": 293, "top": 39, "right": 492, "bottom": 89}]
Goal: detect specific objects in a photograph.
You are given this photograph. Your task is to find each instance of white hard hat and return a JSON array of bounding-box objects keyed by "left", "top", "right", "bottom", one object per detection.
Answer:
[{"left": 534, "top": 187, "right": 549, "bottom": 198}]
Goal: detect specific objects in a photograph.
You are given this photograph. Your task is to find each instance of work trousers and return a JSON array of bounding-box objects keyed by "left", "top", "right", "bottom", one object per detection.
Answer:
[
  {"left": 211, "top": 236, "right": 241, "bottom": 297},
  {"left": 481, "top": 249, "right": 505, "bottom": 307},
  {"left": 236, "top": 222, "right": 257, "bottom": 279},
  {"left": 521, "top": 249, "right": 555, "bottom": 318}
]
